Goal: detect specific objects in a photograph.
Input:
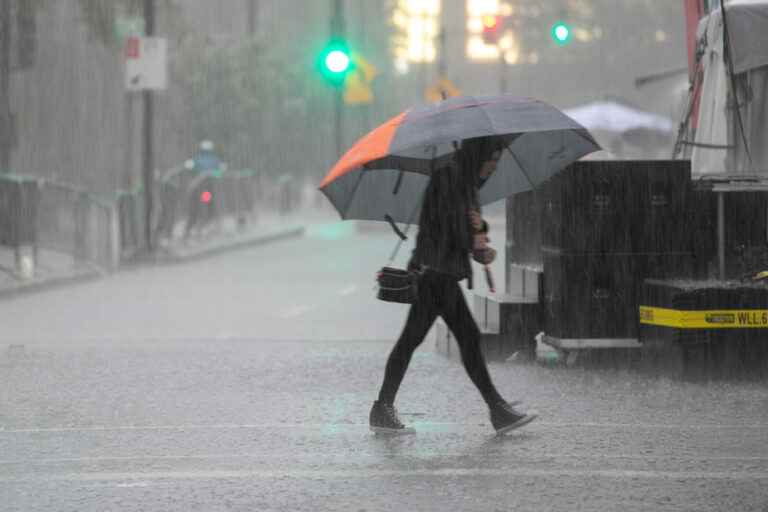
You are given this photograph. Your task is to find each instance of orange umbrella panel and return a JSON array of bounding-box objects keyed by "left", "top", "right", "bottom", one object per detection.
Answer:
[{"left": 320, "top": 111, "right": 407, "bottom": 188}]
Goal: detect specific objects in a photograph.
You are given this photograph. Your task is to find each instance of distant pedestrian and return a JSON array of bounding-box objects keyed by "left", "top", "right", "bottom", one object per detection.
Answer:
[{"left": 369, "top": 137, "right": 538, "bottom": 435}]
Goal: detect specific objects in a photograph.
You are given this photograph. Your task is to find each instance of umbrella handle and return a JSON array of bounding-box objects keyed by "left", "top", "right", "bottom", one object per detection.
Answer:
[{"left": 484, "top": 265, "right": 495, "bottom": 294}]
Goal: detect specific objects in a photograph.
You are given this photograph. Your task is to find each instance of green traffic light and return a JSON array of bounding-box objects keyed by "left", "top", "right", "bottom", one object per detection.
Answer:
[
  {"left": 325, "top": 50, "right": 350, "bottom": 74},
  {"left": 551, "top": 21, "right": 571, "bottom": 45},
  {"left": 319, "top": 41, "right": 353, "bottom": 86}
]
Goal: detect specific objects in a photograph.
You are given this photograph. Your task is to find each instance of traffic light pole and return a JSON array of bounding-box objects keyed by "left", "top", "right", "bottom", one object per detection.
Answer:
[
  {"left": 335, "top": 88, "right": 343, "bottom": 159},
  {"left": 247, "top": 0, "right": 257, "bottom": 35},
  {"left": 331, "top": 0, "right": 344, "bottom": 158},
  {"left": 142, "top": 0, "right": 155, "bottom": 253},
  {"left": 498, "top": 51, "right": 507, "bottom": 94}
]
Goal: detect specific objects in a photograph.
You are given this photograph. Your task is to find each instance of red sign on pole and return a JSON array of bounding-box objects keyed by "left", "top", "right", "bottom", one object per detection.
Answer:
[{"left": 125, "top": 36, "right": 140, "bottom": 59}]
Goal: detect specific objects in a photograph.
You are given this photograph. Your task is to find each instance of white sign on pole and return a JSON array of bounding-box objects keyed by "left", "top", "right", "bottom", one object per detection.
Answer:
[{"left": 125, "top": 36, "right": 168, "bottom": 91}]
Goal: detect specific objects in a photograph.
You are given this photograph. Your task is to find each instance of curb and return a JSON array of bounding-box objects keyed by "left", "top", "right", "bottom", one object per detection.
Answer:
[
  {"left": 0, "top": 225, "right": 306, "bottom": 301},
  {"left": 0, "top": 266, "right": 104, "bottom": 302},
  {"left": 157, "top": 225, "right": 305, "bottom": 264}
]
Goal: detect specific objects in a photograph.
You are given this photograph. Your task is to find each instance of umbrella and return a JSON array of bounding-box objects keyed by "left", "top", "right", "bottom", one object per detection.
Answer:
[
  {"left": 563, "top": 100, "right": 675, "bottom": 158},
  {"left": 319, "top": 94, "right": 600, "bottom": 224},
  {"left": 563, "top": 100, "right": 675, "bottom": 134}
]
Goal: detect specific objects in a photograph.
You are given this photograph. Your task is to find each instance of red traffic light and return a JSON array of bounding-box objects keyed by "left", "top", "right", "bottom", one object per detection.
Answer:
[
  {"left": 482, "top": 15, "right": 500, "bottom": 30},
  {"left": 200, "top": 190, "right": 212, "bottom": 204},
  {"left": 482, "top": 15, "right": 502, "bottom": 44}
]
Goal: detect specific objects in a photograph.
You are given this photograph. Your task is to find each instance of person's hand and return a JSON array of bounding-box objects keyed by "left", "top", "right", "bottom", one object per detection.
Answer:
[
  {"left": 473, "top": 232, "right": 489, "bottom": 250},
  {"left": 472, "top": 247, "right": 496, "bottom": 265},
  {"left": 468, "top": 209, "right": 483, "bottom": 231}
]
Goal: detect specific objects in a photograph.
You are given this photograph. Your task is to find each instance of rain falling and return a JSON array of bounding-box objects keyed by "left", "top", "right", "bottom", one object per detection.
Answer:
[{"left": 1, "top": 1, "right": 767, "bottom": 510}]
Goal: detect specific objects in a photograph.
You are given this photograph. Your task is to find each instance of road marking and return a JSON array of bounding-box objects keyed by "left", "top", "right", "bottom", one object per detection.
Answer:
[
  {"left": 2, "top": 468, "right": 768, "bottom": 483},
  {"left": 1, "top": 421, "right": 766, "bottom": 434},
  {"left": 115, "top": 481, "right": 150, "bottom": 488},
  {"left": 278, "top": 305, "right": 317, "bottom": 319},
  {"left": 273, "top": 284, "right": 356, "bottom": 319},
  {"left": 2, "top": 453, "right": 768, "bottom": 466}
]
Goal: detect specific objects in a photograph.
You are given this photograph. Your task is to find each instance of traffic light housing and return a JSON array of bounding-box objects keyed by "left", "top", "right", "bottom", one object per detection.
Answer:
[
  {"left": 319, "top": 40, "right": 353, "bottom": 87},
  {"left": 551, "top": 21, "right": 572, "bottom": 46},
  {"left": 482, "top": 15, "right": 502, "bottom": 45}
]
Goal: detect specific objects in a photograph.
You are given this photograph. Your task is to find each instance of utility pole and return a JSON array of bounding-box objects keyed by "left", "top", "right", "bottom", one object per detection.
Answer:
[
  {"left": 0, "top": 0, "right": 12, "bottom": 172},
  {"left": 330, "top": 0, "right": 344, "bottom": 159},
  {"left": 142, "top": 0, "right": 155, "bottom": 252},
  {"left": 498, "top": 51, "right": 507, "bottom": 94},
  {"left": 246, "top": 0, "right": 257, "bottom": 35},
  {"left": 437, "top": 13, "right": 446, "bottom": 81}
]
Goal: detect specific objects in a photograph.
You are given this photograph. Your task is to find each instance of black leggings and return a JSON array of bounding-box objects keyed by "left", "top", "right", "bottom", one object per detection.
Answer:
[{"left": 377, "top": 270, "right": 503, "bottom": 407}]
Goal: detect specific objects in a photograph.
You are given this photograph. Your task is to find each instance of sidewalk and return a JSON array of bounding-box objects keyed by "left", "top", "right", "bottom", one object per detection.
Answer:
[
  {"left": 0, "top": 208, "right": 328, "bottom": 300},
  {"left": 153, "top": 211, "right": 308, "bottom": 264},
  {"left": 0, "top": 247, "right": 103, "bottom": 300}
]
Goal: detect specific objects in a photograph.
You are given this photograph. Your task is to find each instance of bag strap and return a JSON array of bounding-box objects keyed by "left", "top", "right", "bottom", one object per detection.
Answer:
[
  {"left": 384, "top": 214, "right": 407, "bottom": 241},
  {"left": 385, "top": 206, "right": 418, "bottom": 264}
]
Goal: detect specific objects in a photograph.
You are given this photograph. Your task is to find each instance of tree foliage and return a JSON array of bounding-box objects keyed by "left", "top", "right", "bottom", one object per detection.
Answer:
[
  {"left": 175, "top": 36, "right": 323, "bottom": 178},
  {"left": 75, "top": 0, "right": 178, "bottom": 48}
]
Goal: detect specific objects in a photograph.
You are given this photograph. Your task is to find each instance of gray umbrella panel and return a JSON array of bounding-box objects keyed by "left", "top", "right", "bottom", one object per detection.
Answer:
[
  {"left": 359, "top": 95, "right": 594, "bottom": 173},
  {"left": 321, "top": 95, "right": 601, "bottom": 223},
  {"left": 322, "top": 128, "right": 598, "bottom": 224},
  {"left": 322, "top": 166, "right": 431, "bottom": 223},
  {"left": 477, "top": 128, "right": 601, "bottom": 206},
  {"left": 387, "top": 96, "right": 591, "bottom": 156}
]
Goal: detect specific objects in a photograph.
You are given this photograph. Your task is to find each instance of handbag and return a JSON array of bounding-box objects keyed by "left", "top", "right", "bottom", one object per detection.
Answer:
[
  {"left": 376, "top": 266, "right": 419, "bottom": 304},
  {"left": 375, "top": 214, "right": 420, "bottom": 304}
]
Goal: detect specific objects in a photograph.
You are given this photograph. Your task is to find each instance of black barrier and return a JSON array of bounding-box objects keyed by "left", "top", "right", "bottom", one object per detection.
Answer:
[
  {"left": 0, "top": 175, "right": 39, "bottom": 248},
  {"left": 540, "top": 160, "right": 693, "bottom": 254},
  {"left": 640, "top": 279, "right": 768, "bottom": 379}
]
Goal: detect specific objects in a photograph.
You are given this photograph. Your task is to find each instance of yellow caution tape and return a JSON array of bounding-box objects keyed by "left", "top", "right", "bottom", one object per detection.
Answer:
[{"left": 639, "top": 306, "right": 768, "bottom": 329}]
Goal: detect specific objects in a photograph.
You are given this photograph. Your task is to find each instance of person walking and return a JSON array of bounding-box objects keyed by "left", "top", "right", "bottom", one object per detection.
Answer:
[{"left": 369, "top": 137, "right": 538, "bottom": 435}]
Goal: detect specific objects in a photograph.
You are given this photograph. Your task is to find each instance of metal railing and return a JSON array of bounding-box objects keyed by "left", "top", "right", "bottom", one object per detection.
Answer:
[
  {"left": 117, "top": 165, "right": 267, "bottom": 256},
  {"left": 0, "top": 173, "right": 119, "bottom": 273},
  {"left": 1, "top": 166, "right": 294, "bottom": 275}
]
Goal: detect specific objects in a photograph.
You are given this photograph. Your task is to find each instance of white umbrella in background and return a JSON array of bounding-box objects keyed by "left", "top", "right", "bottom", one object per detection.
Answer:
[
  {"left": 564, "top": 100, "right": 675, "bottom": 134},
  {"left": 563, "top": 100, "right": 675, "bottom": 158}
]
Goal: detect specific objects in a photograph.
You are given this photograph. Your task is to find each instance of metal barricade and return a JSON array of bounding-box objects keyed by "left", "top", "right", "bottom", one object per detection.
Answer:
[
  {"left": 37, "top": 181, "right": 119, "bottom": 270},
  {"left": 0, "top": 166, "right": 266, "bottom": 276}
]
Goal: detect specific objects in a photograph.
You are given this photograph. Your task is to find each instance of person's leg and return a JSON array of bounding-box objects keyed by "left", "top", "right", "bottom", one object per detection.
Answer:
[
  {"left": 438, "top": 278, "right": 504, "bottom": 407},
  {"left": 183, "top": 187, "right": 200, "bottom": 239},
  {"left": 377, "top": 273, "right": 439, "bottom": 405}
]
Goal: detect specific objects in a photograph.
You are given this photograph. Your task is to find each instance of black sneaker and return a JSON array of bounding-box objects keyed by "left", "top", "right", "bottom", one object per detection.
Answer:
[
  {"left": 369, "top": 400, "right": 415, "bottom": 435},
  {"left": 490, "top": 401, "right": 538, "bottom": 435}
]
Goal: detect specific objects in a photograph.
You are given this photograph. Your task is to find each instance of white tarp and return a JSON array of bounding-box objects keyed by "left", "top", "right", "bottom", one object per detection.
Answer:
[
  {"left": 564, "top": 101, "right": 674, "bottom": 134},
  {"left": 691, "top": 0, "right": 768, "bottom": 177},
  {"left": 716, "top": 0, "right": 768, "bottom": 74}
]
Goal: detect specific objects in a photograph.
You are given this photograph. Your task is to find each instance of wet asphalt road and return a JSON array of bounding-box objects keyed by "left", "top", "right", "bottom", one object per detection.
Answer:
[
  {"left": 1, "top": 215, "right": 768, "bottom": 511},
  {"left": 2, "top": 339, "right": 768, "bottom": 511}
]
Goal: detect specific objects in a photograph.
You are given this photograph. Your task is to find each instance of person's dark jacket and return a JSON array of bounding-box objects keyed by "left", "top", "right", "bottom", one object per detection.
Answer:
[{"left": 408, "top": 162, "right": 475, "bottom": 286}]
